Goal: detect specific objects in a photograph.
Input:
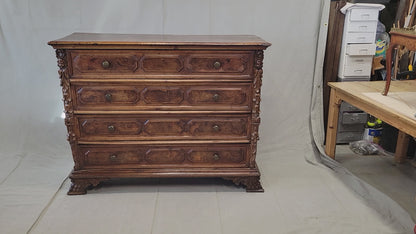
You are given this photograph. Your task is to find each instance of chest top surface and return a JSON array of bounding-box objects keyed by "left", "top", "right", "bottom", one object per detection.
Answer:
[{"left": 48, "top": 33, "right": 271, "bottom": 49}]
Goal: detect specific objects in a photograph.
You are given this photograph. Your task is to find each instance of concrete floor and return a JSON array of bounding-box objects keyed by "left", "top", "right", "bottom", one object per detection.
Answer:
[
  {"left": 336, "top": 145, "right": 416, "bottom": 221},
  {"left": 26, "top": 147, "right": 409, "bottom": 234}
]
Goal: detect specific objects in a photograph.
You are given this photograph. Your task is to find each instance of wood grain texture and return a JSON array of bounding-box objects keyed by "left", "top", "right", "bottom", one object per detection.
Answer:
[
  {"left": 326, "top": 80, "right": 416, "bottom": 159},
  {"left": 323, "top": 1, "right": 346, "bottom": 133},
  {"left": 395, "top": 130, "right": 410, "bottom": 163},
  {"left": 70, "top": 50, "right": 253, "bottom": 78},
  {"left": 383, "top": 31, "right": 416, "bottom": 95},
  {"left": 73, "top": 83, "right": 251, "bottom": 111},
  {"left": 77, "top": 114, "right": 250, "bottom": 141},
  {"left": 49, "top": 33, "right": 270, "bottom": 194},
  {"left": 48, "top": 33, "right": 271, "bottom": 47}
]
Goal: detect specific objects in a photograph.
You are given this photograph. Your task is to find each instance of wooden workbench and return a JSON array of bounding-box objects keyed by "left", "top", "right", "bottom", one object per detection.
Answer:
[{"left": 325, "top": 80, "right": 416, "bottom": 162}]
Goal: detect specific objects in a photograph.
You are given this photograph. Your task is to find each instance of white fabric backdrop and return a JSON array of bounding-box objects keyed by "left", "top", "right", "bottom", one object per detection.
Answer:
[
  {"left": 0, "top": 0, "right": 414, "bottom": 233},
  {"left": 0, "top": 0, "right": 323, "bottom": 154}
]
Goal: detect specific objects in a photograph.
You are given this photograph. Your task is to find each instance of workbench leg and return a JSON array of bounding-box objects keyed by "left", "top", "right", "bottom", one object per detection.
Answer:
[
  {"left": 325, "top": 89, "right": 342, "bottom": 159},
  {"left": 395, "top": 130, "right": 410, "bottom": 164}
]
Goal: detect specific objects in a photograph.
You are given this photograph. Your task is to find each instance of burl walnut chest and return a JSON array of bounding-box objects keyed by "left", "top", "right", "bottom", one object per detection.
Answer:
[{"left": 48, "top": 33, "right": 270, "bottom": 195}]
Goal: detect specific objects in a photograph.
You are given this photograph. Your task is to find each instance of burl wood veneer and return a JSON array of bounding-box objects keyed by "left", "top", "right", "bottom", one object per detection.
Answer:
[{"left": 48, "top": 33, "right": 270, "bottom": 195}]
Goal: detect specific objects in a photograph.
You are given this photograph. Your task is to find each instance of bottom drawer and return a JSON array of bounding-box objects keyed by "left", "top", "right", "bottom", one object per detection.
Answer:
[
  {"left": 341, "top": 112, "right": 367, "bottom": 124},
  {"left": 336, "top": 131, "right": 363, "bottom": 144},
  {"left": 79, "top": 144, "right": 248, "bottom": 168},
  {"left": 343, "top": 65, "right": 372, "bottom": 77}
]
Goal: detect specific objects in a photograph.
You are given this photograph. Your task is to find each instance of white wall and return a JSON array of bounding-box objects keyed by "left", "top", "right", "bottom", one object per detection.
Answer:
[{"left": 0, "top": 0, "right": 324, "bottom": 155}]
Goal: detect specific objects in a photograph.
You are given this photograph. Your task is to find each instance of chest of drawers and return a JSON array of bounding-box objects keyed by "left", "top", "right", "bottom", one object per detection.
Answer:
[
  {"left": 338, "top": 4, "right": 384, "bottom": 80},
  {"left": 48, "top": 33, "right": 270, "bottom": 195}
]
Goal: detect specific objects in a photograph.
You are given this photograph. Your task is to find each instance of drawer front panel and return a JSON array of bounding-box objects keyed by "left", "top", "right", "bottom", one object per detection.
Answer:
[
  {"left": 336, "top": 131, "right": 363, "bottom": 143},
  {"left": 340, "top": 102, "right": 362, "bottom": 112},
  {"left": 78, "top": 115, "right": 250, "bottom": 140},
  {"left": 80, "top": 144, "right": 248, "bottom": 168},
  {"left": 73, "top": 84, "right": 250, "bottom": 111},
  {"left": 76, "top": 86, "right": 141, "bottom": 105},
  {"left": 70, "top": 50, "right": 253, "bottom": 77},
  {"left": 344, "top": 56, "right": 373, "bottom": 67},
  {"left": 187, "top": 87, "right": 247, "bottom": 105},
  {"left": 343, "top": 65, "right": 372, "bottom": 77},
  {"left": 345, "top": 32, "right": 375, "bottom": 44},
  {"left": 341, "top": 112, "right": 367, "bottom": 124},
  {"left": 346, "top": 21, "right": 377, "bottom": 32},
  {"left": 72, "top": 52, "right": 141, "bottom": 74},
  {"left": 338, "top": 123, "right": 365, "bottom": 132},
  {"left": 188, "top": 54, "right": 249, "bottom": 73},
  {"left": 346, "top": 44, "right": 376, "bottom": 56},
  {"left": 349, "top": 8, "right": 379, "bottom": 21}
]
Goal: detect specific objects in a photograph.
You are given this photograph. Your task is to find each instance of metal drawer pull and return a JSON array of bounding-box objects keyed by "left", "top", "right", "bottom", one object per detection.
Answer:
[
  {"left": 109, "top": 154, "right": 118, "bottom": 161},
  {"left": 102, "top": 60, "right": 110, "bottom": 68},
  {"left": 107, "top": 125, "right": 115, "bottom": 132},
  {"left": 213, "top": 153, "right": 220, "bottom": 161},
  {"left": 213, "top": 61, "right": 221, "bottom": 69},
  {"left": 212, "top": 93, "right": 220, "bottom": 101},
  {"left": 212, "top": 125, "right": 220, "bottom": 132},
  {"left": 105, "top": 93, "right": 112, "bottom": 102}
]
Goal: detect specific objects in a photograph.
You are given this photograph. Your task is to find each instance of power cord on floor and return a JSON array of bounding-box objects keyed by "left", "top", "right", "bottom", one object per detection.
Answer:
[
  {"left": 26, "top": 176, "right": 69, "bottom": 234},
  {"left": 0, "top": 153, "right": 26, "bottom": 185}
]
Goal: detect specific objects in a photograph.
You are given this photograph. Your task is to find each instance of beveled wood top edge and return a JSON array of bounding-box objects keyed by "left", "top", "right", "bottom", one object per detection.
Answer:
[{"left": 48, "top": 32, "right": 272, "bottom": 47}]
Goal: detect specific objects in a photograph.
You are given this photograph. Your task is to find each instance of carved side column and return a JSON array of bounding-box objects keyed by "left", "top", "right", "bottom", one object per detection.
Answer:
[
  {"left": 250, "top": 50, "right": 264, "bottom": 168},
  {"left": 55, "top": 49, "right": 83, "bottom": 170}
]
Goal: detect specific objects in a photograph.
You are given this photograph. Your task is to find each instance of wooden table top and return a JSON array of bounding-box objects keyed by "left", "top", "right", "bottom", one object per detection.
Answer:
[{"left": 329, "top": 80, "right": 416, "bottom": 137}]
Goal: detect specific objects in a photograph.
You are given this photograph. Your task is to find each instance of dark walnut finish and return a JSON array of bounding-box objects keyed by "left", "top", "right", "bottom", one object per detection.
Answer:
[{"left": 49, "top": 33, "right": 270, "bottom": 195}]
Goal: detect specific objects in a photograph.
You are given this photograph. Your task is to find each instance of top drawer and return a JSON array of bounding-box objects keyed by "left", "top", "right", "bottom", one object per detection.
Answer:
[
  {"left": 69, "top": 50, "right": 253, "bottom": 78},
  {"left": 348, "top": 8, "right": 379, "bottom": 21}
]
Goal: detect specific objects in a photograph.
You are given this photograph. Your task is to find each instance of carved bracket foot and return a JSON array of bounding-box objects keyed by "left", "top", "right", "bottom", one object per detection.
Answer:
[
  {"left": 223, "top": 176, "right": 264, "bottom": 192},
  {"left": 68, "top": 178, "right": 103, "bottom": 195}
]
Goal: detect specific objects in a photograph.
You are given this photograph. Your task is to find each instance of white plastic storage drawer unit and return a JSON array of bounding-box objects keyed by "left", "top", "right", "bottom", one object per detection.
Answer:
[{"left": 338, "top": 3, "right": 384, "bottom": 80}]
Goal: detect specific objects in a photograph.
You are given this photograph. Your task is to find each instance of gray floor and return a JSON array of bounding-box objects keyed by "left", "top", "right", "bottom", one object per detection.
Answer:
[
  {"left": 336, "top": 145, "right": 416, "bottom": 222},
  {"left": 26, "top": 147, "right": 407, "bottom": 234}
]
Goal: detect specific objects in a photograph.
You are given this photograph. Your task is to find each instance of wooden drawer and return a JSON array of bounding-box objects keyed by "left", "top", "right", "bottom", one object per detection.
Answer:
[
  {"left": 77, "top": 114, "right": 250, "bottom": 141},
  {"left": 79, "top": 144, "right": 248, "bottom": 168},
  {"left": 70, "top": 50, "right": 253, "bottom": 78},
  {"left": 73, "top": 83, "right": 250, "bottom": 111}
]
